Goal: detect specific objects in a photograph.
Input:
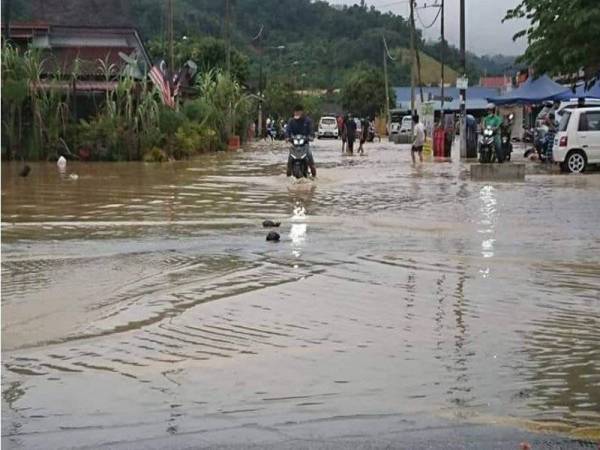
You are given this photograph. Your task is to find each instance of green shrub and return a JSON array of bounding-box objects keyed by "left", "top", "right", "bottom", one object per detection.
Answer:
[{"left": 143, "top": 146, "right": 168, "bottom": 162}]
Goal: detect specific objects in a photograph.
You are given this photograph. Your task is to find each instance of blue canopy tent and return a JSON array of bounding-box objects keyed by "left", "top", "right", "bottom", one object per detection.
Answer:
[
  {"left": 487, "top": 75, "right": 570, "bottom": 105},
  {"left": 555, "top": 82, "right": 600, "bottom": 100}
]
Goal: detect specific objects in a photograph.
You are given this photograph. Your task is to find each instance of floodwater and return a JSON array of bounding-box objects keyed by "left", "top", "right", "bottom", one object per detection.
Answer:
[{"left": 2, "top": 140, "right": 599, "bottom": 449}]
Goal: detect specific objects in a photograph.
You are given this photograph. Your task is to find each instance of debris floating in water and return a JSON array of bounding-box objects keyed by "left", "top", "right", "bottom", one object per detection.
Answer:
[
  {"left": 262, "top": 220, "right": 281, "bottom": 228},
  {"left": 57, "top": 156, "right": 67, "bottom": 171},
  {"left": 19, "top": 165, "right": 31, "bottom": 177},
  {"left": 266, "top": 231, "right": 280, "bottom": 242}
]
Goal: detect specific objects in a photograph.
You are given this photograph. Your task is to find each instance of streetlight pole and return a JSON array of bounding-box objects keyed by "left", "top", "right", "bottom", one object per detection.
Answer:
[
  {"left": 382, "top": 36, "right": 392, "bottom": 133},
  {"left": 253, "top": 25, "right": 264, "bottom": 139}
]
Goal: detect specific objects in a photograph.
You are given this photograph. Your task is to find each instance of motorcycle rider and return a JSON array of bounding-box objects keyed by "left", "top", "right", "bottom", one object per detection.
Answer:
[
  {"left": 482, "top": 103, "right": 503, "bottom": 162},
  {"left": 286, "top": 104, "right": 316, "bottom": 177}
]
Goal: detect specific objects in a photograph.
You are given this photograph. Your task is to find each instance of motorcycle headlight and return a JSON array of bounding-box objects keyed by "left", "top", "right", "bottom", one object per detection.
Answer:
[
  {"left": 293, "top": 139, "right": 301, "bottom": 145},
  {"left": 484, "top": 129, "right": 493, "bottom": 136}
]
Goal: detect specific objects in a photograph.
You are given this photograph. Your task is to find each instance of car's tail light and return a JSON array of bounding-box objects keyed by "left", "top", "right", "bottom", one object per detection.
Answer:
[{"left": 559, "top": 136, "right": 568, "bottom": 147}]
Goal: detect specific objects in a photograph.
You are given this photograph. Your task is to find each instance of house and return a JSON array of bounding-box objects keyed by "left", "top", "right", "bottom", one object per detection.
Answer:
[{"left": 3, "top": 22, "right": 151, "bottom": 89}]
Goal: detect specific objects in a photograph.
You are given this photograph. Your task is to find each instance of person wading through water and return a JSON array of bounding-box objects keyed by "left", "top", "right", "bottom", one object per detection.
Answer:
[
  {"left": 345, "top": 113, "right": 357, "bottom": 155},
  {"left": 411, "top": 114, "right": 425, "bottom": 164},
  {"left": 357, "top": 117, "right": 369, "bottom": 155}
]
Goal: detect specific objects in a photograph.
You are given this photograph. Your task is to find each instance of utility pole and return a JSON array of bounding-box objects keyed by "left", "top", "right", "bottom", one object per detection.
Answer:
[
  {"left": 3, "top": 0, "right": 12, "bottom": 41},
  {"left": 168, "top": 0, "right": 174, "bottom": 71},
  {"left": 256, "top": 26, "right": 264, "bottom": 140},
  {"left": 382, "top": 36, "right": 391, "bottom": 133},
  {"left": 459, "top": 0, "right": 467, "bottom": 158},
  {"left": 409, "top": 0, "right": 416, "bottom": 118},
  {"left": 225, "top": 0, "right": 232, "bottom": 76},
  {"left": 440, "top": 0, "right": 445, "bottom": 122}
]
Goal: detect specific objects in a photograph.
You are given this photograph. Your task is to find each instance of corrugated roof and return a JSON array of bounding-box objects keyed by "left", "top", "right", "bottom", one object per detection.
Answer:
[{"left": 393, "top": 86, "right": 500, "bottom": 111}]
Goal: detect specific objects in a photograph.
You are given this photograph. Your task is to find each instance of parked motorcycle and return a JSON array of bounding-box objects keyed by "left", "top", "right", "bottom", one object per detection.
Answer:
[
  {"left": 533, "top": 125, "right": 549, "bottom": 161},
  {"left": 288, "top": 135, "right": 310, "bottom": 179},
  {"left": 478, "top": 125, "right": 497, "bottom": 163}
]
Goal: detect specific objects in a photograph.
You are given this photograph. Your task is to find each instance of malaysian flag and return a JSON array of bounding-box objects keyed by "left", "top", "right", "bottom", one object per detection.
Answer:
[{"left": 149, "top": 60, "right": 176, "bottom": 109}]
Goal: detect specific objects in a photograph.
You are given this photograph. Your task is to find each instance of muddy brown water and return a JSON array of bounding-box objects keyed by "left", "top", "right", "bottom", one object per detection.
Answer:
[{"left": 2, "top": 140, "right": 599, "bottom": 448}]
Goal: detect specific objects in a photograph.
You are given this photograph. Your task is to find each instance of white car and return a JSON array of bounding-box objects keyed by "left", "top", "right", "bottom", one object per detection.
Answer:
[
  {"left": 553, "top": 106, "right": 600, "bottom": 173},
  {"left": 555, "top": 99, "right": 600, "bottom": 122},
  {"left": 317, "top": 116, "right": 338, "bottom": 139},
  {"left": 399, "top": 115, "right": 413, "bottom": 135}
]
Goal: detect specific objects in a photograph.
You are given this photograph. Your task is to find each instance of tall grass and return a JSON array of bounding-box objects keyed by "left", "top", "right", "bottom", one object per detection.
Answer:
[{"left": 1, "top": 44, "right": 255, "bottom": 161}]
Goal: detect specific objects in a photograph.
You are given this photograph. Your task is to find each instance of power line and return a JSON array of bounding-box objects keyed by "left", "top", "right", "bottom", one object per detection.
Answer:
[
  {"left": 415, "top": 3, "right": 441, "bottom": 29},
  {"left": 382, "top": 35, "right": 396, "bottom": 61}
]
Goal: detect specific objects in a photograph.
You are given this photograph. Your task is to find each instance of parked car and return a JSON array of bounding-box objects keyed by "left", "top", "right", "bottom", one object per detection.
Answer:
[
  {"left": 399, "top": 115, "right": 413, "bottom": 135},
  {"left": 317, "top": 116, "right": 339, "bottom": 139},
  {"left": 555, "top": 99, "right": 600, "bottom": 122},
  {"left": 553, "top": 106, "right": 600, "bottom": 173}
]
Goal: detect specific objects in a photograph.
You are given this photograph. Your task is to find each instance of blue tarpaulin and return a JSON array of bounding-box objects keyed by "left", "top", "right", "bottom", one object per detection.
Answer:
[
  {"left": 555, "top": 82, "right": 600, "bottom": 100},
  {"left": 487, "top": 75, "right": 570, "bottom": 105}
]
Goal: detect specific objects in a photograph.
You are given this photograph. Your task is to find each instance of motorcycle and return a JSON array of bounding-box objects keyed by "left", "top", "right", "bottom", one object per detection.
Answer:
[
  {"left": 533, "top": 125, "right": 549, "bottom": 161},
  {"left": 478, "top": 125, "right": 497, "bottom": 163},
  {"left": 500, "top": 113, "right": 514, "bottom": 162},
  {"left": 288, "top": 135, "right": 310, "bottom": 179}
]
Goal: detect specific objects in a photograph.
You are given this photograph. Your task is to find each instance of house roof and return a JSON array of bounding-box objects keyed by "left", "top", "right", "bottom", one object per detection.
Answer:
[
  {"left": 5, "top": 22, "right": 151, "bottom": 78},
  {"left": 393, "top": 86, "right": 500, "bottom": 111},
  {"left": 480, "top": 76, "right": 509, "bottom": 89}
]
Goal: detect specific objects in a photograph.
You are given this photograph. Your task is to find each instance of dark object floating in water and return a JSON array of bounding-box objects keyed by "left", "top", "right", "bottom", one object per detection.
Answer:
[
  {"left": 19, "top": 165, "right": 31, "bottom": 177},
  {"left": 266, "top": 231, "right": 280, "bottom": 242},
  {"left": 262, "top": 220, "right": 281, "bottom": 228}
]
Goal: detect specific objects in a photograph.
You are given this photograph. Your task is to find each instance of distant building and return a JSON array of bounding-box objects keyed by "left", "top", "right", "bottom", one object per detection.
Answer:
[
  {"left": 479, "top": 75, "right": 511, "bottom": 90},
  {"left": 393, "top": 86, "right": 501, "bottom": 115}
]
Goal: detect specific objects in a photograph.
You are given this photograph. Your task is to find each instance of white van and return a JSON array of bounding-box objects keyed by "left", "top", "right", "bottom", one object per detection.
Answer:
[
  {"left": 317, "top": 116, "right": 338, "bottom": 139},
  {"left": 553, "top": 106, "right": 600, "bottom": 173}
]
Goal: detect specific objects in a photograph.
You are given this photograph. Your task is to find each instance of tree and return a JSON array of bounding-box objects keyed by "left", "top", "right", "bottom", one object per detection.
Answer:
[
  {"left": 148, "top": 36, "right": 250, "bottom": 83},
  {"left": 263, "top": 80, "right": 300, "bottom": 120},
  {"left": 505, "top": 0, "right": 600, "bottom": 85},
  {"left": 340, "top": 65, "right": 395, "bottom": 118}
]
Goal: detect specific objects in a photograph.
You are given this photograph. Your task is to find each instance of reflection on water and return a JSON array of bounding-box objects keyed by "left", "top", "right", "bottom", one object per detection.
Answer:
[{"left": 2, "top": 140, "right": 600, "bottom": 447}]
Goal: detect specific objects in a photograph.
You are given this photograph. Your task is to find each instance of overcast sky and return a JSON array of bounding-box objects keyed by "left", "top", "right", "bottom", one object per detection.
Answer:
[{"left": 331, "top": 0, "right": 529, "bottom": 56}]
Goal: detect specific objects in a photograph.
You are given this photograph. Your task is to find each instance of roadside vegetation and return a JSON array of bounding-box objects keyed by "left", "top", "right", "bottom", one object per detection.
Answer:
[{"left": 1, "top": 43, "right": 256, "bottom": 161}]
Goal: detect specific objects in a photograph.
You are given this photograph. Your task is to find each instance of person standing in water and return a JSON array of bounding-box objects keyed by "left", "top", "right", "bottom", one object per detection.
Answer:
[
  {"left": 345, "top": 113, "right": 357, "bottom": 155},
  {"left": 340, "top": 114, "right": 348, "bottom": 153},
  {"left": 357, "top": 117, "right": 369, "bottom": 155},
  {"left": 411, "top": 114, "right": 425, "bottom": 164}
]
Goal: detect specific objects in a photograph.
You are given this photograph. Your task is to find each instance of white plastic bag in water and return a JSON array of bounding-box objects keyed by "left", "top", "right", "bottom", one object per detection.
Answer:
[{"left": 57, "top": 156, "right": 67, "bottom": 170}]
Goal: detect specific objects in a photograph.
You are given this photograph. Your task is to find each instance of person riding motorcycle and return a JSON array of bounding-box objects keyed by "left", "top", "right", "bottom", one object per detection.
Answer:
[
  {"left": 286, "top": 104, "right": 316, "bottom": 177},
  {"left": 482, "top": 103, "right": 503, "bottom": 162}
]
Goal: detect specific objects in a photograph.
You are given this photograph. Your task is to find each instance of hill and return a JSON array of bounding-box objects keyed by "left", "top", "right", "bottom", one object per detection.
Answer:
[
  {"left": 395, "top": 48, "right": 458, "bottom": 86},
  {"left": 8, "top": 0, "right": 512, "bottom": 88}
]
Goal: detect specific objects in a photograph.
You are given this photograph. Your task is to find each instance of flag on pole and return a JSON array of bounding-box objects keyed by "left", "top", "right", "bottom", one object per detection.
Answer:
[{"left": 149, "top": 60, "right": 176, "bottom": 109}]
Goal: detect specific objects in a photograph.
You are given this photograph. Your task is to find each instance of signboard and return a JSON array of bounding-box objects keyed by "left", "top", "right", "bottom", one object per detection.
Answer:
[{"left": 456, "top": 77, "right": 468, "bottom": 90}]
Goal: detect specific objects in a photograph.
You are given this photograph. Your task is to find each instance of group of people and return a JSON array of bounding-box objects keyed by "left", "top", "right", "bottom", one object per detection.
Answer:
[
  {"left": 264, "top": 117, "right": 287, "bottom": 141},
  {"left": 338, "top": 114, "right": 374, "bottom": 155}
]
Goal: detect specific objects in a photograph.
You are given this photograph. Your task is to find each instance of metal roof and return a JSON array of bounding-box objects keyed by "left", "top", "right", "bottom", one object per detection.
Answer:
[{"left": 393, "top": 86, "right": 500, "bottom": 111}]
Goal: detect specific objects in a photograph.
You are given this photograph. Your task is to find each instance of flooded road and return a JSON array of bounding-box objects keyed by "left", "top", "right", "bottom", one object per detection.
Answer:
[{"left": 2, "top": 139, "right": 600, "bottom": 448}]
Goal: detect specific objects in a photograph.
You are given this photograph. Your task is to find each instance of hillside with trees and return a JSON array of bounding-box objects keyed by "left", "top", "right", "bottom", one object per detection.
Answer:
[{"left": 7, "top": 0, "right": 519, "bottom": 90}]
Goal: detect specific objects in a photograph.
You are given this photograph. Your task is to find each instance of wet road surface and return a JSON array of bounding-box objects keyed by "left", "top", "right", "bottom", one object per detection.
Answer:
[{"left": 2, "top": 139, "right": 599, "bottom": 448}]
